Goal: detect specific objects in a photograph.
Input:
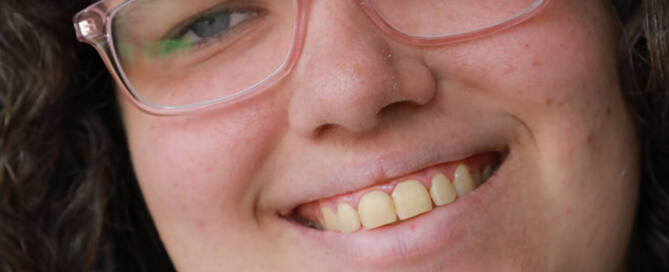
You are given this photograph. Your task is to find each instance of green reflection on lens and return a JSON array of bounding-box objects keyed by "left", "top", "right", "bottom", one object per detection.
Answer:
[
  {"left": 143, "top": 39, "right": 193, "bottom": 60},
  {"left": 117, "top": 42, "right": 135, "bottom": 64},
  {"left": 158, "top": 39, "right": 193, "bottom": 55}
]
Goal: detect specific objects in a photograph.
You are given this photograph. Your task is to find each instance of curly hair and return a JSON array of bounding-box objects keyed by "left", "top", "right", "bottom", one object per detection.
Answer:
[
  {"left": 0, "top": 1, "right": 174, "bottom": 271},
  {"left": 616, "top": 0, "right": 669, "bottom": 270},
  {"left": 0, "top": 0, "right": 666, "bottom": 271}
]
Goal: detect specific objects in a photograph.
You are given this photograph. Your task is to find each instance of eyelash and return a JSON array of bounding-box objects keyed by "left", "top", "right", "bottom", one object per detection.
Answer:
[{"left": 165, "top": 5, "right": 265, "bottom": 52}]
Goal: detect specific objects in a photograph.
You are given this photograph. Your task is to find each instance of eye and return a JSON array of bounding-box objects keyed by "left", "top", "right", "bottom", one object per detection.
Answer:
[{"left": 177, "top": 9, "right": 259, "bottom": 44}]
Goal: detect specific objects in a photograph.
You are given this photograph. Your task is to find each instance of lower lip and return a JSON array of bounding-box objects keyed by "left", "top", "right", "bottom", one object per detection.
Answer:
[{"left": 280, "top": 149, "right": 515, "bottom": 267}]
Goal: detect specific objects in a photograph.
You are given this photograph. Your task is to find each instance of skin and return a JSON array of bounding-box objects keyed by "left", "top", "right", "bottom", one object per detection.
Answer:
[{"left": 119, "top": 0, "right": 639, "bottom": 271}]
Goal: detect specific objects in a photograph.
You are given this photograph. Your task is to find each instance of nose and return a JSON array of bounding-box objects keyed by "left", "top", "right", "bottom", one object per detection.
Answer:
[{"left": 286, "top": 0, "right": 437, "bottom": 137}]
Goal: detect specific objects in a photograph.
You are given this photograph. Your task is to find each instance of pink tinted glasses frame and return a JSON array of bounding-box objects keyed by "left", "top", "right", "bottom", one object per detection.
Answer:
[{"left": 74, "top": 0, "right": 550, "bottom": 115}]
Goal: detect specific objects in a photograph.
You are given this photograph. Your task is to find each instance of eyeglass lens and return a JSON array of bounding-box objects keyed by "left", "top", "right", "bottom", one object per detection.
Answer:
[{"left": 110, "top": 0, "right": 541, "bottom": 108}]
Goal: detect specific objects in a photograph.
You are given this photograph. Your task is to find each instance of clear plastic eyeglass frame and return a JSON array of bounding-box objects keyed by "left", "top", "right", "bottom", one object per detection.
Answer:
[{"left": 74, "top": 0, "right": 550, "bottom": 115}]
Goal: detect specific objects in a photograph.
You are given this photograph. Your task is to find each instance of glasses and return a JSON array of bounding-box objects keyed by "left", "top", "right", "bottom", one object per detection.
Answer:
[{"left": 74, "top": 0, "right": 549, "bottom": 115}]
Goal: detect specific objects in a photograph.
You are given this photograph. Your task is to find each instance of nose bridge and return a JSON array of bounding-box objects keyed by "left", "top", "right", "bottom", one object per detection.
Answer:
[
  {"left": 285, "top": 0, "right": 436, "bottom": 137},
  {"left": 301, "top": 0, "right": 389, "bottom": 59}
]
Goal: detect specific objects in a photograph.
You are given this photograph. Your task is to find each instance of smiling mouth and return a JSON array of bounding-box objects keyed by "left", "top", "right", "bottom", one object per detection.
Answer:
[{"left": 283, "top": 151, "right": 506, "bottom": 233}]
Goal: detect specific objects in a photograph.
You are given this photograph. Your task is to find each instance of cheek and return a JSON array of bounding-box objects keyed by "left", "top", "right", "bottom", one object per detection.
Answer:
[
  {"left": 122, "top": 99, "right": 285, "bottom": 230},
  {"left": 425, "top": 0, "right": 638, "bottom": 266},
  {"left": 426, "top": 0, "right": 624, "bottom": 163}
]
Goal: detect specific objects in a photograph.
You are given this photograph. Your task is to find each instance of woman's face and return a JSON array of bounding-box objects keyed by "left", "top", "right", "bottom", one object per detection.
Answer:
[{"left": 119, "top": 0, "right": 639, "bottom": 271}]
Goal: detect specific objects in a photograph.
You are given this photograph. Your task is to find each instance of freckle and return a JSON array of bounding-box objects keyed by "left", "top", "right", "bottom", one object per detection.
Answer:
[
  {"left": 586, "top": 134, "right": 593, "bottom": 143},
  {"left": 545, "top": 99, "right": 553, "bottom": 105},
  {"left": 353, "top": 64, "right": 363, "bottom": 77},
  {"left": 196, "top": 219, "right": 206, "bottom": 229},
  {"left": 504, "top": 65, "right": 516, "bottom": 75},
  {"left": 606, "top": 107, "right": 612, "bottom": 116}
]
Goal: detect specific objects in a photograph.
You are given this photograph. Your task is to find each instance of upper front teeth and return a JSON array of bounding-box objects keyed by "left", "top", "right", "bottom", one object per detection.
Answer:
[
  {"left": 319, "top": 163, "right": 493, "bottom": 233},
  {"left": 429, "top": 173, "right": 456, "bottom": 206},
  {"left": 358, "top": 191, "right": 397, "bottom": 229},
  {"left": 454, "top": 164, "right": 475, "bottom": 197},
  {"left": 392, "top": 180, "right": 433, "bottom": 220},
  {"left": 336, "top": 202, "right": 362, "bottom": 233}
]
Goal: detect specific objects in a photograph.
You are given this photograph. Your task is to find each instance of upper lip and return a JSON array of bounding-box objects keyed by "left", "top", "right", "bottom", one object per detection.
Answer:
[{"left": 269, "top": 133, "right": 510, "bottom": 217}]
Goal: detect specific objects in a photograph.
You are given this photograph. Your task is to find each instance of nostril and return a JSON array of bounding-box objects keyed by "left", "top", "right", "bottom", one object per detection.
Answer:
[
  {"left": 376, "top": 100, "right": 425, "bottom": 119},
  {"left": 314, "top": 123, "right": 335, "bottom": 137},
  {"left": 315, "top": 118, "right": 381, "bottom": 136}
]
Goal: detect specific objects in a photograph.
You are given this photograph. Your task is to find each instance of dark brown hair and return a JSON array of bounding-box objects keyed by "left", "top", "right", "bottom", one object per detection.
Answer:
[
  {"left": 0, "top": 0, "right": 667, "bottom": 271},
  {"left": 616, "top": 0, "right": 669, "bottom": 270},
  {"left": 0, "top": 1, "right": 174, "bottom": 271}
]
